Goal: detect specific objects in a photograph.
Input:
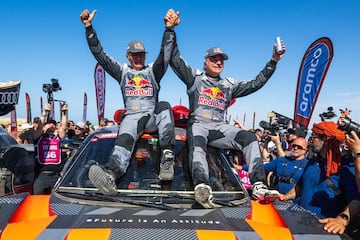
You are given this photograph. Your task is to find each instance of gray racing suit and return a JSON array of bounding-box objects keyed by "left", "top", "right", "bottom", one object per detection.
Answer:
[
  {"left": 170, "top": 40, "right": 277, "bottom": 186},
  {"left": 86, "top": 26, "right": 176, "bottom": 178}
]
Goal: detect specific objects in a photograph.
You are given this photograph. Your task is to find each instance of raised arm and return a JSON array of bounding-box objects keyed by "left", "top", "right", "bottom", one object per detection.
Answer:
[
  {"left": 231, "top": 42, "right": 286, "bottom": 98},
  {"left": 152, "top": 9, "right": 181, "bottom": 83},
  {"left": 80, "top": 9, "right": 96, "bottom": 27}
]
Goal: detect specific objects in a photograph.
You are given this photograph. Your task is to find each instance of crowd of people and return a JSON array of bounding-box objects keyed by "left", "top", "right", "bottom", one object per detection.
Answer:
[
  {"left": 1, "top": 102, "right": 116, "bottom": 194},
  {"left": 0, "top": 7, "right": 358, "bottom": 239},
  {"left": 246, "top": 115, "right": 360, "bottom": 238}
]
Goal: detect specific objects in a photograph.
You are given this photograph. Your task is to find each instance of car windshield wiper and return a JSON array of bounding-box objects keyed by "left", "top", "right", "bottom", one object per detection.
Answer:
[
  {"left": 168, "top": 192, "right": 247, "bottom": 207},
  {"left": 56, "top": 189, "right": 173, "bottom": 210},
  {"left": 97, "top": 194, "right": 173, "bottom": 210}
]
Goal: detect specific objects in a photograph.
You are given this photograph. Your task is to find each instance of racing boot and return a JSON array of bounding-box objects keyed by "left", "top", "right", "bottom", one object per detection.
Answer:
[
  {"left": 88, "top": 164, "right": 118, "bottom": 196},
  {"left": 252, "top": 181, "right": 280, "bottom": 203},
  {"left": 159, "top": 149, "right": 175, "bottom": 181},
  {"left": 194, "top": 183, "right": 215, "bottom": 209}
]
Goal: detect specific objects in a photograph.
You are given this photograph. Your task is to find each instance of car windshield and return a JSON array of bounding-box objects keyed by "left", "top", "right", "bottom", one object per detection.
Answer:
[{"left": 56, "top": 126, "right": 248, "bottom": 207}]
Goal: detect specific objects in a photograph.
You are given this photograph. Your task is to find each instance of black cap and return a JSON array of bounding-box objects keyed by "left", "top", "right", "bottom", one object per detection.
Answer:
[
  {"left": 204, "top": 47, "right": 228, "bottom": 60},
  {"left": 33, "top": 117, "right": 40, "bottom": 124},
  {"left": 287, "top": 128, "right": 307, "bottom": 138},
  {"left": 126, "top": 40, "right": 146, "bottom": 53},
  {"left": 46, "top": 119, "right": 57, "bottom": 126},
  {"left": 287, "top": 128, "right": 296, "bottom": 135}
]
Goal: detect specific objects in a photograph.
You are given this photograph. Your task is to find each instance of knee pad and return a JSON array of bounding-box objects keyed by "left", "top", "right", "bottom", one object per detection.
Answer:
[
  {"left": 115, "top": 133, "right": 134, "bottom": 151},
  {"left": 234, "top": 131, "right": 257, "bottom": 147},
  {"left": 155, "top": 101, "right": 171, "bottom": 114}
]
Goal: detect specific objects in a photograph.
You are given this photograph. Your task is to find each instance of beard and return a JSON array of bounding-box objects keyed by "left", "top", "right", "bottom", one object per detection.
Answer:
[{"left": 310, "top": 145, "right": 321, "bottom": 153}]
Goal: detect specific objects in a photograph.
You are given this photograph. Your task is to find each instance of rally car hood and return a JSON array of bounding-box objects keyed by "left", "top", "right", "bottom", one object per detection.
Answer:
[{"left": 0, "top": 192, "right": 340, "bottom": 240}]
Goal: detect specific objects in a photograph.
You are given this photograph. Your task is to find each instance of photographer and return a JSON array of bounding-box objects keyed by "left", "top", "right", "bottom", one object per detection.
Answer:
[
  {"left": 259, "top": 129, "right": 276, "bottom": 163},
  {"left": 319, "top": 115, "right": 360, "bottom": 238},
  {"left": 259, "top": 118, "right": 306, "bottom": 159},
  {"left": 345, "top": 131, "right": 360, "bottom": 192},
  {"left": 338, "top": 113, "right": 360, "bottom": 192},
  {"left": 280, "top": 122, "right": 359, "bottom": 216},
  {"left": 33, "top": 103, "right": 68, "bottom": 194},
  {"left": 319, "top": 128, "right": 360, "bottom": 239}
]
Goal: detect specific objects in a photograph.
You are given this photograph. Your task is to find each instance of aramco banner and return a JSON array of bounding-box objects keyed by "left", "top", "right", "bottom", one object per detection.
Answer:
[{"left": 294, "top": 37, "right": 333, "bottom": 128}]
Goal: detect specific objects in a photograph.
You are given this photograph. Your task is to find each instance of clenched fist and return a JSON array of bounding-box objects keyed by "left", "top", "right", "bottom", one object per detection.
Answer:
[{"left": 164, "top": 9, "right": 181, "bottom": 27}]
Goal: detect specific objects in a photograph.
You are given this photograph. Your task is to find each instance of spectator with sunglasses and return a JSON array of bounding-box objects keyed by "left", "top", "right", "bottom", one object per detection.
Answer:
[
  {"left": 71, "top": 121, "right": 87, "bottom": 142},
  {"left": 264, "top": 137, "right": 308, "bottom": 198},
  {"left": 269, "top": 128, "right": 307, "bottom": 158}
]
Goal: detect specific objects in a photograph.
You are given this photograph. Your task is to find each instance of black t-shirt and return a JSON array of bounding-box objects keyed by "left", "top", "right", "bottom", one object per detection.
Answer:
[{"left": 19, "top": 129, "right": 35, "bottom": 144}]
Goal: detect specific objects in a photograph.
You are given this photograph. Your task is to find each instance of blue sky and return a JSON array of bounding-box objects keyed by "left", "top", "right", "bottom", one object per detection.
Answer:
[{"left": 1, "top": 0, "right": 360, "bottom": 130}]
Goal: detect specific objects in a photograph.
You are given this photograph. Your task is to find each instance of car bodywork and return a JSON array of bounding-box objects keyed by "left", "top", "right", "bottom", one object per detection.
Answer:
[{"left": 0, "top": 126, "right": 344, "bottom": 240}]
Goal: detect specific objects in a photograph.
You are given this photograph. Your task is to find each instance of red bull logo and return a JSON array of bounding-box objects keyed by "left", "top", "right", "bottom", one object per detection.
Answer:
[
  {"left": 213, "top": 48, "right": 223, "bottom": 54},
  {"left": 133, "top": 42, "right": 144, "bottom": 51},
  {"left": 126, "top": 76, "right": 152, "bottom": 89},
  {"left": 126, "top": 76, "right": 153, "bottom": 97},
  {"left": 202, "top": 87, "right": 226, "bottom": 100},
  {"left": 199, "top": 87, "right": 226, "bottom": 110}
]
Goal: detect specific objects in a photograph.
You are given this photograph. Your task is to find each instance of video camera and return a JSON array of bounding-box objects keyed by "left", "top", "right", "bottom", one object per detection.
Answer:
[
  {"left": 259, "top": 121, "right": 279, "bottom": 136},
  {"left": 338, "top": 116, "right": 360, "bottom": 137},
  {"left": 319, "top": 106, "right": 337, "bottom": 121},
  {"left": 42, "top": 78, "right": 62, "bottom": 94},
  {"left": 42, "top": 78, "right": 63, "bottom": 103},
  {"left": 259, "top": 111, "right": 290, "bottom": 136}
]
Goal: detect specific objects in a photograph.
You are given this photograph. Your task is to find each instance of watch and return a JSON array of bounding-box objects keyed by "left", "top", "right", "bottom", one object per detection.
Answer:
[
  {"left": 338, "top": 213, "right": 349, "bottom": 224},
  {"left": 353, "top": 152, "right": 360, "bottom": 159}
]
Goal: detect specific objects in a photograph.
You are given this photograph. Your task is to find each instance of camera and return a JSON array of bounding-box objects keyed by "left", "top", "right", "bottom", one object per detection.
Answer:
[
  {"left": 259, "top": 112, "right": 290, "bottom": 136},
  {"left": 338, "top": 116, "right": 360, "bottom": 137},
  {"left": 278, "top": 176, "right": 295, "bottom": 184},
  {"left": 42, "top": 78, "right": 62, "bottom": 94},
  {"left": 319, "top": 106, "right": 336, "bottom": 121},
  {"left": 42, "top": 78, "right": 62, "bottom": 103},
  {"left": 259, "top": 120, "right": 280, "bottom": 136}
]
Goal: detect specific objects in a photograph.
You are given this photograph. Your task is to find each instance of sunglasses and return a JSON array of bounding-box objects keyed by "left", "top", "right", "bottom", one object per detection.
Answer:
[
  {"left": 291, "top": 144, "right": 306, "bottom": 151},
  {"left": 74, "top": 126, "right": 83, "bottom": 130},
  {"left": 129, "top": 53, "right": 145, "bottom": 58}
]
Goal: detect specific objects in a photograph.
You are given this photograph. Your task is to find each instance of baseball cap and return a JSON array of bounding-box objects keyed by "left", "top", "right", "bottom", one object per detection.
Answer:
[
  {"left": 46, "top": 119, "right": 57, "bottom": 126},
  {"left": 287, "top": 128, "right": 307, "bottom": 138},
  {"left": 126, "top": 40, "right": 146, "bottom": 53},
  {"left": 287, "top": 128, "right": 296, "bottom": 135},
  {"left": 21, "top": 123, "right": 33, "bottom": 130},
  {"left": 204, "top": 47, "right": 228, "bottom": 60},
  {"left": 33, "top": 117, "right": 40, "bottom": 124},
  {"left": 76, "top": 121, "right": 86, "bottom": 129}
]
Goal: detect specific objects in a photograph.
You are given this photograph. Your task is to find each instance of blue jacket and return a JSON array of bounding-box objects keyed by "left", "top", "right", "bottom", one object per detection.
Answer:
[
  {"left": 298, "top": 155, "right": 360, "bottom": 218},
  {"left": 264, "top": 156, "right": 308, "bottom": 194}
]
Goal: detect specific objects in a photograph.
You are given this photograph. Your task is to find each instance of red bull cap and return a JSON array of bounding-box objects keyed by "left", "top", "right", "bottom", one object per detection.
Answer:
[
  {"left": 204, "top": 47, "right": 228, "bottom": 60},
  {"left": 127, "top": 40, "right": 147, "bottom": 53}
]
